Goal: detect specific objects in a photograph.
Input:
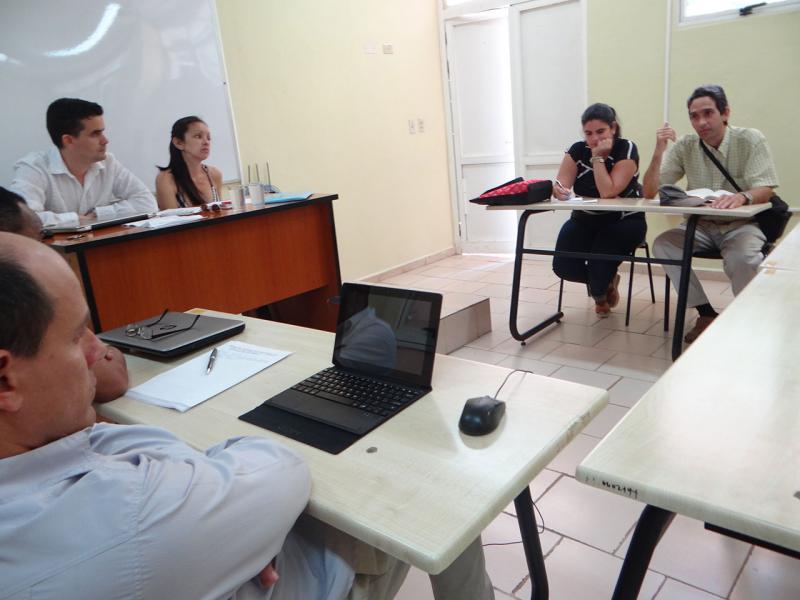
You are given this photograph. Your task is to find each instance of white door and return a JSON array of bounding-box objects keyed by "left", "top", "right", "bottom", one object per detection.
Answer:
[
  {"left": 510, "top": 0, "right": 586, "bottom": 248},
  {"left": 445, "top": 12, "right": 517, "bottom": 252}
]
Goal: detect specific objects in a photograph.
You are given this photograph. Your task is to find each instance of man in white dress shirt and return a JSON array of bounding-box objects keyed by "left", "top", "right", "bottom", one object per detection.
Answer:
[{"left": 11, "top": 98, "right": 156, "bottom": 228}]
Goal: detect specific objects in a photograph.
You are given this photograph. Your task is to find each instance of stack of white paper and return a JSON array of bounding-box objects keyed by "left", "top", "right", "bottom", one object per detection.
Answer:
[
  {"left": 127, "top": 341, "right": 291, "bottom": 412},
  {"left": 124, "top": 215, "right": 205, "bottom": 229},
  {"left": 157, "top": 207, "right": 203, "bottom": 217},
  {"left": 554, "top": 196, "right": 597, "bottom": 204}
]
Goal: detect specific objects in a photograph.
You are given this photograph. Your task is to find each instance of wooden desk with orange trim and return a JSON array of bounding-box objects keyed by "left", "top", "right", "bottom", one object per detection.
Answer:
[{"left": 48, "top": 195, "right": 341, "bottom": 333}]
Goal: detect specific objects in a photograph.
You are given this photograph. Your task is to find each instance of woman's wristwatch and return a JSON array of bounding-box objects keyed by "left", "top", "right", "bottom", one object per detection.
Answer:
[{"left": 590, "top": 156, "right": 605, "bottom": 164}]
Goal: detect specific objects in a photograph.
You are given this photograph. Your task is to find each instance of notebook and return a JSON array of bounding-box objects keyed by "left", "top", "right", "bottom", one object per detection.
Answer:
[
  {"left": 99, "top": 311, "right": 245, "bottom": 357},
  {"left": 43, "top": 211, "right": 151, "bottom": 234},
  {"left": 264, "top": 191, "right": 313, "bottom": 203},
  {"left": 240, "top": 283, "right": 443, "bottom": 454}
]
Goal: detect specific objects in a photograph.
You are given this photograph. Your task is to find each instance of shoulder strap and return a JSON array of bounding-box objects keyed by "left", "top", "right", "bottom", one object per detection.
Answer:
[
  {"left": 699, "top": 140, "right": 742, "bottom": 192},
  {"left": 202, "top": 164, "right": 220, "bottom": 202}
]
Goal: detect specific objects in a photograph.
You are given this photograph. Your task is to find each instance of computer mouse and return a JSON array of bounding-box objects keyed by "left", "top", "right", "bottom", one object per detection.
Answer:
[{"left": 458, "top": 395, "right": 506, "bottom": 436}]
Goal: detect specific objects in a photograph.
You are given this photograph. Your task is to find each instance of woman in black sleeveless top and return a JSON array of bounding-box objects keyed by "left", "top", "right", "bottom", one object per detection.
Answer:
[
  {"left": 155, "top": 116, "right": 223, "bottom": 210},
  {"left": 552, "top": 103, "right": 646, "bottom": 317}
]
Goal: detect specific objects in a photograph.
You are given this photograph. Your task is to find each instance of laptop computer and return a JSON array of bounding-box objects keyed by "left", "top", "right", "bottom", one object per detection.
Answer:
[
  {"left": 42, "top": 211, "right": 151, "bottom": 234},
  {"left": 240, "top": 283, "right": 443, "bottom": 454},
  {"left": 99, "top": 311, "right": 245, "bottom": 357}
]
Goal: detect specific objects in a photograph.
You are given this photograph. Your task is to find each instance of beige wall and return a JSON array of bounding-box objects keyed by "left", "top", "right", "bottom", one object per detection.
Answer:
[
  {"left": 215, "top": 0, "right": 798, "bottom": 280},
  {"left": 216, "top": 0, "right": 454, "bottom": 280},
  {"left": 587, "top": 0, "right": 800, "bottom": 252}
]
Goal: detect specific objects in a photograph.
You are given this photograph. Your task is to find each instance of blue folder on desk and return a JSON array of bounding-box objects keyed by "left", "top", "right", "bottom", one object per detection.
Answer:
[{"left": 265, "top": 192, "right": 313, "bottom": 204}]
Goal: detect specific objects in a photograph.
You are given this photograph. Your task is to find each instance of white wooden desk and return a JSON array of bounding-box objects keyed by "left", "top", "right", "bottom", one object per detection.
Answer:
[
  {"left": 100, "top": 310, "right": 608, "bottom": 599},
  {"left": 576, "top": 268, "right": 800, "bottom": 599},
  {"left": 488, "top": 199, "right": 768, "bottom": 360},
  {"left": 760, "top": 218, "right": 800, "bottom": 272}
]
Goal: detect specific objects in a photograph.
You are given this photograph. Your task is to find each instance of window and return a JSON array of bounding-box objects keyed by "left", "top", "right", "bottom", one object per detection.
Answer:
[{"left": 682, "top": 0, "right": 800, "bottom": 21}]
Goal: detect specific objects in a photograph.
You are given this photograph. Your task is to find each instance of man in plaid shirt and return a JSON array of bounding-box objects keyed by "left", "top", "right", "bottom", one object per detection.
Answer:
[{"left": 643, "top": 84, "right": 779, "bottom": 344}]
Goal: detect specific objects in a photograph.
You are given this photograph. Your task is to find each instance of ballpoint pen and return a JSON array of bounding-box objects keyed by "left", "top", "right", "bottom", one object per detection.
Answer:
[
  {"left": 554, "top": 179, "right": 574, "bottom": 200},
  {"left": 205, "top": 347, "right": 218, "bottom": 375}
]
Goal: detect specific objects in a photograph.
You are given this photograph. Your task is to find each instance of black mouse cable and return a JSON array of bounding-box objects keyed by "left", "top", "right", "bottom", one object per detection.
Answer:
[
  {"left": 492, "top": 368, "right": 533, "bottom": 401},
  {"left": 485, "top": 368, "right": 546, "bottom": 537},
  {"left": 482, "top": 498, "right": 546, "bottom": 543}
]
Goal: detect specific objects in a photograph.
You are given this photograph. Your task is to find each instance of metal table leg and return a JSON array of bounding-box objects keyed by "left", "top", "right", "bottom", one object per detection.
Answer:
[
  {"left": 507, "top": 209, "right": 687, "bottom": 357},
  {"left": 671, "top": 215, "right": 699, "bottom": 360},
  {"left": 509, "top": 210, "right": 562, "bottom": 343},
  {"left": 514, "top": 486, "right": 549, "bottom": 600},
  {"left": 612, "top": 505, "right": 675, "bottom": 600}
]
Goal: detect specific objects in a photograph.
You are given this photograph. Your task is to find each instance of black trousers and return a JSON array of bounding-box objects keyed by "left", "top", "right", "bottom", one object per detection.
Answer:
[{"left": 552, "top": 211, "right": 647, "bottom": 298}]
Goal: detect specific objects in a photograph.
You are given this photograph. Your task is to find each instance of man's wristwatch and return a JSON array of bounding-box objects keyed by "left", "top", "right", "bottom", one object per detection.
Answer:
[{"left": 741, "top": 191, "right": 754, "bottom": 205}]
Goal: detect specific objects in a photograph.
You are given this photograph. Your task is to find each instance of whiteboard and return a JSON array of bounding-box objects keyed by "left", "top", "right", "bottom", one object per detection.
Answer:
[{"left": 0, "top": 0, "right": 240, "bottom": 190}]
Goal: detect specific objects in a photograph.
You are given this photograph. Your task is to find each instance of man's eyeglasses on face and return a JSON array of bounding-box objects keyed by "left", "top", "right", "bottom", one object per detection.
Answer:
[{"left": 125, "top": 310, "right": 200, "bottom": 340}]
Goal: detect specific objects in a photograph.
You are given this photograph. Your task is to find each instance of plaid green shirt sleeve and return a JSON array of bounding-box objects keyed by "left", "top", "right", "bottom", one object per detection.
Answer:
[
  {"left": 741, "top": 133, "right": 780, "bottom": 189},
  {"left": 659, "top": 141, "right": 686, "bottom": 186}
]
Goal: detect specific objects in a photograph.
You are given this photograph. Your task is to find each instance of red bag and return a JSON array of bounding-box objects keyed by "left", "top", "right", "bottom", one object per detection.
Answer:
[{"left": 469, "top": 178, "right": 553, "bottom": 206}]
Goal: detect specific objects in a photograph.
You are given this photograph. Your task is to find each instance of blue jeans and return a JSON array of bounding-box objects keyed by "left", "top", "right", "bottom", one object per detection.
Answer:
[{"left": 553, "top": 211, "right": 647, "bottom": 299}]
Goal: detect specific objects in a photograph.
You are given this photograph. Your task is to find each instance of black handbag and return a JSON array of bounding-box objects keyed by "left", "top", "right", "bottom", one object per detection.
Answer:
[{"left": 699, "top": 140, "right": 788, "bottom": 243}]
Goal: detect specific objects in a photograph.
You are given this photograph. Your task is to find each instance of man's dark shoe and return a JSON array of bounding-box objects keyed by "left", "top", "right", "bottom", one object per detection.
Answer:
[{"left": 684, "top": 315, "right": 716, "bottom": 343}]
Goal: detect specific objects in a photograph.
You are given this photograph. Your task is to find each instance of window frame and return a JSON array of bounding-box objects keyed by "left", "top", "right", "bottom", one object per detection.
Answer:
[{"left": 679, "top": 0, "right": 800, "bottom": 25}]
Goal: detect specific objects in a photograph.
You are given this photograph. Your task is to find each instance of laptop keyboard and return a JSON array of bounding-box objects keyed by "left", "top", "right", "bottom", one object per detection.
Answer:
[{"left": 291, "top": 367, "right": 421, "bottom": 417}]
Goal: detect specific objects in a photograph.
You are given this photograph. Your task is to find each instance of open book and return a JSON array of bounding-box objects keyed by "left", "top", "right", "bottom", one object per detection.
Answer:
[
  {"left": 658, "top": 185, "right": 735, "bottom": 207},
  {"left": 688, "top": 188, "right": 736, "bottom": 200}
]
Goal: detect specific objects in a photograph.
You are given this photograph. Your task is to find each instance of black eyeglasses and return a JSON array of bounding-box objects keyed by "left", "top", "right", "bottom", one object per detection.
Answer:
[{"left": 125, "top": 310, "right": 200, "bottom": 340}]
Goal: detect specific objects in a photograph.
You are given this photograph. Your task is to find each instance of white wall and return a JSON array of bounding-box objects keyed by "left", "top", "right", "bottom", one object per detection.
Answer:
[{"left": 0, "top": 0, "right": 239, "bottom": 189}]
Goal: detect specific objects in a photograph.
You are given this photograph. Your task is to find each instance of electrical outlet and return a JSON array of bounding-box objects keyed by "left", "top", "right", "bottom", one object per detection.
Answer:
[
  {"left": 382, "top": 43, "right": 394, "bottom": 54},
  {"left": 417, "top": 118, "right": 425, "bottom": 133},
  {"left": 408, "top": 119, "right": 416, "bottom": 134}
]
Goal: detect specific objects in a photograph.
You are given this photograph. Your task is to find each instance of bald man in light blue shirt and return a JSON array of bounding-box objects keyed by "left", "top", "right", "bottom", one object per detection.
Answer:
[{"left": 0, "top": 233, "right": 493, "bottom": 600}]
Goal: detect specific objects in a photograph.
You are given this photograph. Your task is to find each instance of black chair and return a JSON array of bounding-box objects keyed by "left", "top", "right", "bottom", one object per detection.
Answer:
[
  {"left": 555, "top": 240, "right": 657, "bottom": 326},
  {"left": 624, "top": 241, "right": 656, "bottom": 327}
]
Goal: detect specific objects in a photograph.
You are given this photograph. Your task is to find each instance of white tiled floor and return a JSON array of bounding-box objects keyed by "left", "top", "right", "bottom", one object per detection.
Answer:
[{"left": 387, "top": 253, "right": 797, "bottom": 600}]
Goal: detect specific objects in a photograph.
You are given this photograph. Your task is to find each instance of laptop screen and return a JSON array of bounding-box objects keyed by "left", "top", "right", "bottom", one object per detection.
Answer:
[
  {"left": 43, "top": 212, "right": 150, "bottom": 234},
  {"left": 332, "top": 283, "right": 442, "bottom": 388}
]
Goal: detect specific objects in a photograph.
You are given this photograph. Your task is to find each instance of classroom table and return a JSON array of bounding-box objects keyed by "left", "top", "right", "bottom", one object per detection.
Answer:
[
  {"left": 98, "top": 310, "right": 609, "bottom": 600},
  {"left": 488, "top": 198, "right": 768, "bottom": 360},
  {"left": 48, "top": 195, "right": 341, "bottom": 333},
  {"left": 759, "top": 217, "right": 800, "bottom": 272},
  {"left": 576, "top": 267, "right": 800, "bottom": 600}
]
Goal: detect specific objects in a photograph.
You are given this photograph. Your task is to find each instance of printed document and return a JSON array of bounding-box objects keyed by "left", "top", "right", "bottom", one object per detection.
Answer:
[{"left": 128, "top": 341, "right": 291, "bottom": 411}]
